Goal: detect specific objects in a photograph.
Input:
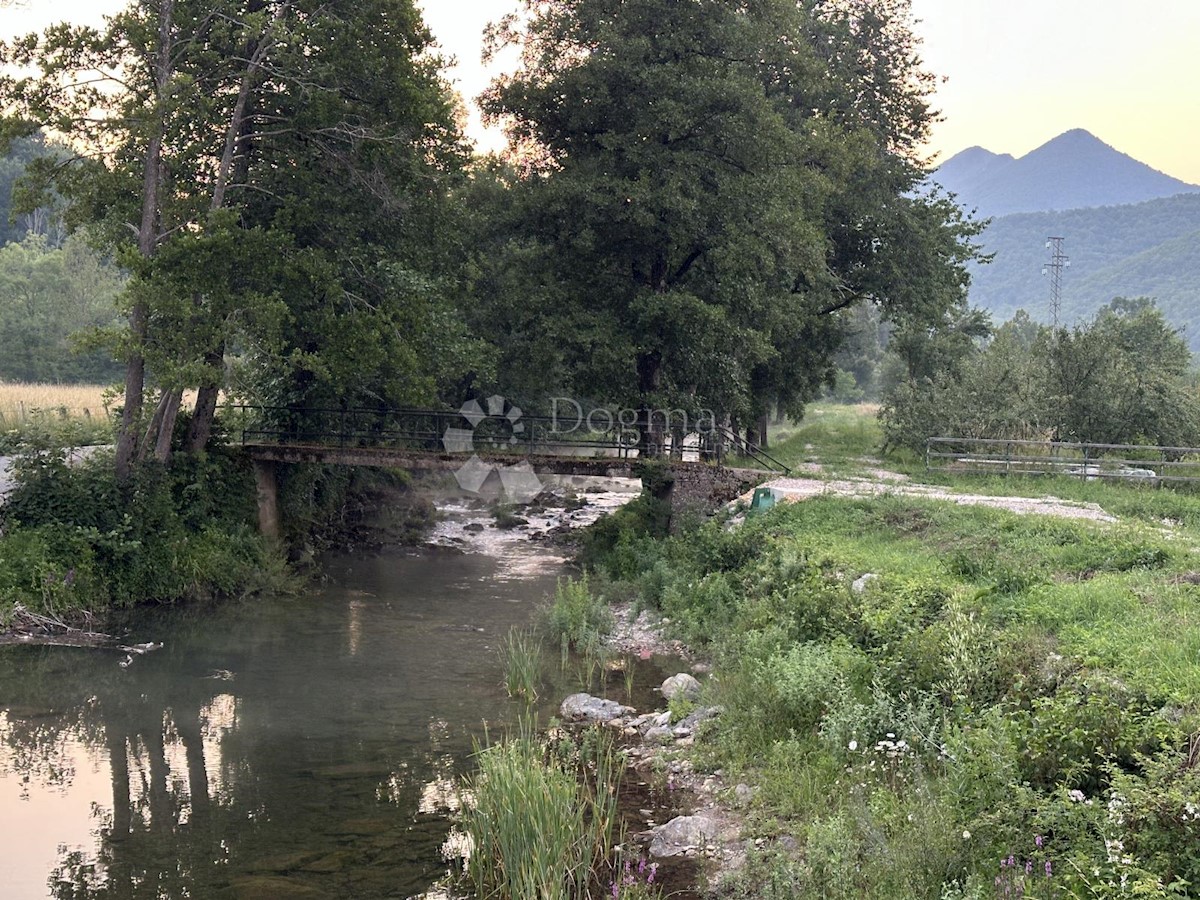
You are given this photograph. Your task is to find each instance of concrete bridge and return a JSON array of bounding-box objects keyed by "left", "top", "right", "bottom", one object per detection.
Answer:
[{"left": 232, "top": 404, "right": 787, "bottom": 538}]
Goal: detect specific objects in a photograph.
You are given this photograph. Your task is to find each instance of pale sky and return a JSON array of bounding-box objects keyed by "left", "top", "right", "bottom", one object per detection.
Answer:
[{"left": 3, "top": 0, "right": 1198, "bottom": 182}]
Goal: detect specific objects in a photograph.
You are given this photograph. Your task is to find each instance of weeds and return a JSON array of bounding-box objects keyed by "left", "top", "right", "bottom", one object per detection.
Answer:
[
  {"left": 543, "top": 574, "right": 613, "bottom": 651},
  {"left": 459, "top": 719, "right": 623, "bottom": 900}
]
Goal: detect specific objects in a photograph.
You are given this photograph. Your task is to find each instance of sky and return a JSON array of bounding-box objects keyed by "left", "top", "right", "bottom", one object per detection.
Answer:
[{"left": 2, "top": 0, "right": 1198, "bottom": 182}]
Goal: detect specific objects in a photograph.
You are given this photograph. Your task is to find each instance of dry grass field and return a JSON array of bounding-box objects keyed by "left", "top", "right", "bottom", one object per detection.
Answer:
[{"left": 0, "top": 382, "right": 114, "bottom": 426}]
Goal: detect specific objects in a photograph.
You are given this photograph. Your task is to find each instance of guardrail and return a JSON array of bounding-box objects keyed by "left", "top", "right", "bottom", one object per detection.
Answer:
[{"left": 925, "top": 436, "right": 1200, "bottom": 484}]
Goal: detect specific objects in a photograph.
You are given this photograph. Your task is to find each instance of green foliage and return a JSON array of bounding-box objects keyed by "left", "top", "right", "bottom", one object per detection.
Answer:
[
  {"left": 500, "top": 627, "right": 542, "bottom": 703},
  {"left": 542, "top": 574, "right": 613, "bottom": 652},
  {"left": 966, "top": 193, "right": 1200, "bottom": 352},
  {"left": 586, "top": 488, "right": 1200, "bottom": 898},
  {"left": 0, "top": 234, "right": 124, "bottom": 383},
  {"left": 881, "top": 299, "right": 1200, "bottom": 451},
  {"left": 0, "top": 446, "right": 279, "bottom": 620},
  {"left": 459, "top": 721, "right": 622, "bottom": 900},
  {"left": 470, "top": 0, "right": 980, "bottom": 431}
]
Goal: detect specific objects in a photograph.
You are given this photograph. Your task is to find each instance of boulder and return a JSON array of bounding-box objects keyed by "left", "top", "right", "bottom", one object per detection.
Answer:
[
  {"left": 851, "top": 573, "right": 879, "bottom": 594},
  {"left": 560, "top": 693, "right": 634, "bottom": 722},
  {"left": 649, "top": 815, "right": 720, "bottom": 858},
  {"left": 644, "top": 725, "right": 675, "bottom": 744},
  {"left": 660, "top": 673, "right": 701, "bottom": 702}
]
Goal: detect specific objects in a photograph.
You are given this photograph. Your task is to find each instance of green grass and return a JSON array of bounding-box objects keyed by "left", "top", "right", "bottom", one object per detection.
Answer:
[
  {"left": 584, "top": 457, "right": 1200, "bottom": 897},
  {"left": 459, "top": 720, "right": 623, "bottom": 900},
  {"left": 500, "top": 626, "right": 542, "bottom": 703}
]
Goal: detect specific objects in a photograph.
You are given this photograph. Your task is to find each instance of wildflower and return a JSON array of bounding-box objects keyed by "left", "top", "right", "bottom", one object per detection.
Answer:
[
  {"left": 1045, "top": 860, "right": 1052, "bottom": 877},
  {"left": 962, "top": 829, "right": 971, "bottom": 840},
  {"left": 1025, "top": 860, "right": 1033, "bottom": 875},
  {"left": 648, "top": 862, "right": 658, "bottom": 883},
  {"left": 610, "top": 880, "right": 618, "bottom": 898},
  {"left": 1068, "top": 789, "right": 1086, "bottom": 803},
  {"left": 848, "top": 740, "right": 858, "bottom": 751}
]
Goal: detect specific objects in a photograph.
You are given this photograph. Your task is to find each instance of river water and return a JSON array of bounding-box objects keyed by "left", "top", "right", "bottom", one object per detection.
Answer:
[{"left": 0, "top": 482, "right": 663, "bottom": 900}]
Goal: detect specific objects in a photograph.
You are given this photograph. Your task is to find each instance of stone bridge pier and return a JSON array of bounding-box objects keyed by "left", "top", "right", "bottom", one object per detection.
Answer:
[{"left": 644, "top": 463, "right": 771, "bottom": 531}]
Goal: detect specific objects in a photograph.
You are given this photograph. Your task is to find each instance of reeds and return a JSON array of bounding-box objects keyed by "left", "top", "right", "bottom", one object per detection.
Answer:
[
  {"left": 460, "top": 719, "right": 623, "bottom": 899},
  {"left": 501, "top": 626, "right": 542, "bottom": 703}
]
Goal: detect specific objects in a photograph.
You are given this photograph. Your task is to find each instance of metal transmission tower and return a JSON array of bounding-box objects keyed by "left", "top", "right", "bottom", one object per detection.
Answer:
[{"left": 1041, "top": 236, "right": 1070, "bottom": 326}]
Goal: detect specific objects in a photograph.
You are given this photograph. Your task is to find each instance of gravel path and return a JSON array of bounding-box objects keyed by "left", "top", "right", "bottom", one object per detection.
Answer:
[{"left": 755, "top": 475, "right": 1118, "bottom": 523}]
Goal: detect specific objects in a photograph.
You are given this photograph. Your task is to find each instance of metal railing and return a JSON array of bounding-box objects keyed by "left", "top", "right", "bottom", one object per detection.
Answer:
[
  {"left": 925, "top": 436, "right": 1200, "bottom": 484},
  {"left": 222, "top": 404, "right": 790, "bottom": 474}
]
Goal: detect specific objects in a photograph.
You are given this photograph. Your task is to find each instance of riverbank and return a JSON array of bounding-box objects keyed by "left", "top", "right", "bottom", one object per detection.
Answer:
[{"left": 574, "top": 411, "right": 1200, "bottom": 898}]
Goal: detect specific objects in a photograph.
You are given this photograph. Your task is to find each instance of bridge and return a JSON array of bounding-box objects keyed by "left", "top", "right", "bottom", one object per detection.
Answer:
[{"left": 228, "top": 404, "right": 789, "bottom": 537}]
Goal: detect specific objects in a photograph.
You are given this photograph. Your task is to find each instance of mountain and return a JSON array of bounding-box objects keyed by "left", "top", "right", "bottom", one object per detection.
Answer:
[
  {"left": 933, "top": 129, "right": 1200, "bottom": 217},
  {"left": 965, "top": 193, "right": 1200, "bottom": 350}
]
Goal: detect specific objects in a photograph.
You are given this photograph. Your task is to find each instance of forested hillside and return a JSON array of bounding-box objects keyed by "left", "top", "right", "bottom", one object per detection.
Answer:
[{"left": 967, "top": 193, "right": 1200, "bottom": 348}]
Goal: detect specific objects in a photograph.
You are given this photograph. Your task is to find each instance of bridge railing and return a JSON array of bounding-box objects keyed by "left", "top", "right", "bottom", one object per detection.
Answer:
[
  {"left": 925, "top": 436, "right": 1200, "bottom": 484},
  {"left": 226, "top": 404, "right": 645, "bottom": 459},
  {"left": 224, "top": 404, "right": 791, "bottom": 474}
]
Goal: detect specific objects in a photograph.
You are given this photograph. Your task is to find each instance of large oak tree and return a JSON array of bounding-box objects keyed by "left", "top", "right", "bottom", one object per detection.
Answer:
[{"left": 472, "top": 0, "right": 980, "bottom": 445}]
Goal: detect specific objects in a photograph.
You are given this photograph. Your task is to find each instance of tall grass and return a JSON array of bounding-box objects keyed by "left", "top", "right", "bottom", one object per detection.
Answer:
[
  {"left": 500, "top": 626, "right": 542, "bottom": 703},
  {"left": 460, "top": 719, "right": 623, "bottom": 899},
  {"left": 543, "top": 574, "right": 613, "bottom": 651},
  {"left": 0, "top": 382, "right": 113, "bottom": 425}
]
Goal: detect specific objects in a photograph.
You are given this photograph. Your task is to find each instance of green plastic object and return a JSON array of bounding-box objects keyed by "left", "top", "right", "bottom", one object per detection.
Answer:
[{"left": 749, "top": 486, "right": 776, "bottom": 515}]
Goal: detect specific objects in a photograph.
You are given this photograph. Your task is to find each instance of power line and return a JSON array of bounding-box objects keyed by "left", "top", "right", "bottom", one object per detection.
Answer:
[{"left": 1041, "top": 236, "right": 1070, "bottom": 326}]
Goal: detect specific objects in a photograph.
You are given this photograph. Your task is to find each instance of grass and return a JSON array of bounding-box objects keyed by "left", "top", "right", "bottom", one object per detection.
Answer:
[
  {"left": 500, "top": 626, "right": 542, "bottom": 702},
  {"left": 583, "top": 402, "right": 1200, "bottom": 898},
  {"left": 459, "top": 719, "right": 623, "bottom": 900},
  {"left": 0, "top": 381, "right": 114, "bottom": 425}
]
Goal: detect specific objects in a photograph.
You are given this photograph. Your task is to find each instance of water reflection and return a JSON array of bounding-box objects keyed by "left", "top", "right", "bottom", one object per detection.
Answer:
[{"left": 0, "top": 537, "right": 568, "bottom": 900}]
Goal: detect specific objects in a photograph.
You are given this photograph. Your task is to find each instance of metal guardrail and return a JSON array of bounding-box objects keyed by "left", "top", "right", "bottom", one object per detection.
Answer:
[
  {"left": 926, "top": 436, "right": 1200, "bottom": 484},
  {"left": 223, "top": 404, "right": 791, "bottom": 474}
]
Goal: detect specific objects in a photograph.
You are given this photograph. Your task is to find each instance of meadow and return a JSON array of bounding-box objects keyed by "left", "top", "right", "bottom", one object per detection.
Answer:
[{"left": 582, "top": 402, "right": 1200, "bottom": 898}]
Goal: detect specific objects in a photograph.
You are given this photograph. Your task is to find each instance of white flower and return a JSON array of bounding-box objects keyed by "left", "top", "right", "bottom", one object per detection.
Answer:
[
  {"left": 962, "top": 830, "right": 971, "bottom": 840},
  {"left": 848, "top": 740, "right": 858, "bottom": 751}
]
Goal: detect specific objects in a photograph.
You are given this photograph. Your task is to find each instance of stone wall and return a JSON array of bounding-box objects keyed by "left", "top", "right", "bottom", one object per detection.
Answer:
[{"left": 661, "top": 465, "right": 770, "bottom": 530}]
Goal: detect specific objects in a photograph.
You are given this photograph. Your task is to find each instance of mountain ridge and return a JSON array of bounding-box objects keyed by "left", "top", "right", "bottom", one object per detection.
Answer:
[{"left": 932, "top": 129, "right": 1200, "bottom": 217}]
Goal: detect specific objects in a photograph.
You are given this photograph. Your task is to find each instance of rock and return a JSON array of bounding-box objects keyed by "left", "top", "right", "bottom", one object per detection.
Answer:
[
  {"left": 734, "top": 783, "right": 754, "bottom": 805},
  {"left": 660, "top": 673, "right": 701, "bottom": 702},
  {"left": 851, "top": 573, "right": 879, "bottom": 594},
  {"left": 650, "top": 815, "right": 721, "bottom": 858},
  {"left": 778, "top": 835, "right": 800, "bottom": 852},
  {"left": 676, "top": 705, "right": 721, "bottom": 732},
  {"left": 232, "top": 876, "right": 330, "bottom": 900},
  {"left": 644, "top": 725, "right": 675, "bottom": 744},
  {"left": 560, "top": 693, "right": 634, "bottom": 722}
]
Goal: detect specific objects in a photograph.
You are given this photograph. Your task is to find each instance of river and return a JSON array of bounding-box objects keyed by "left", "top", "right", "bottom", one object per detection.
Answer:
[{"left": 0, "top": 481, "right": 668, "bottom": 900}]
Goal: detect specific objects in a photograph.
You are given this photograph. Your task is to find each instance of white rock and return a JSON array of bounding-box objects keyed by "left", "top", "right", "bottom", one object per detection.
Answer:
[
  {"left": 851, "top": 573, "right": 880, "bottom": 594},
  {"left": 660, "top": 673, "right": 701, "bottom": 701},
  {"left": 559, "top": 693, "right": 634, "bottom": 722}
]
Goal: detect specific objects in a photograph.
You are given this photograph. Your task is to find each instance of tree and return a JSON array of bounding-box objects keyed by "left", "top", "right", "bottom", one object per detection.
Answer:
[
  {"left": 0, "top": 233, "right": 125, "bottom": 382},
  {"left": 1, "top": 0, "right": 472, "bottom": 474},
  {"left": 477, "top": 0, "right": 980, "bottom": 448}
]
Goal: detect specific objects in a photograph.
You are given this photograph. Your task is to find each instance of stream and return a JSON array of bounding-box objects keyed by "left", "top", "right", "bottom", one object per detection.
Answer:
[{"left": 0, "top": 478, "right": 682, "bottom": 900}]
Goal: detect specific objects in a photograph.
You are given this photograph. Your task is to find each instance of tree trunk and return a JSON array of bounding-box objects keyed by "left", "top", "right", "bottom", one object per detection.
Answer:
[
  {"left": 153, "top": 389, "right": 183, "bottom": 463},
  {"left": 183, "top": 9, "right": 278, "bottom": 455},
  {"left": 186, "top": 351, "right": 224, "bottom": 454},
  {"left": 114, "top": 0, "right": 174, "bottom": 482}
]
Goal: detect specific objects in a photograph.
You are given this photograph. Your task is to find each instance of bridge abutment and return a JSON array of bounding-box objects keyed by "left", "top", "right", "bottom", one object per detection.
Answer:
[{"left": 253, "top": 460, "right": 281, "bottom": 540}]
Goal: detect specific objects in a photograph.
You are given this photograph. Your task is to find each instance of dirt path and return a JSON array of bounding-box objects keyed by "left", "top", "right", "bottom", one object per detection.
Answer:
[{"left": 752, "top": 474, "right": 1118, "bottom": 523}]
